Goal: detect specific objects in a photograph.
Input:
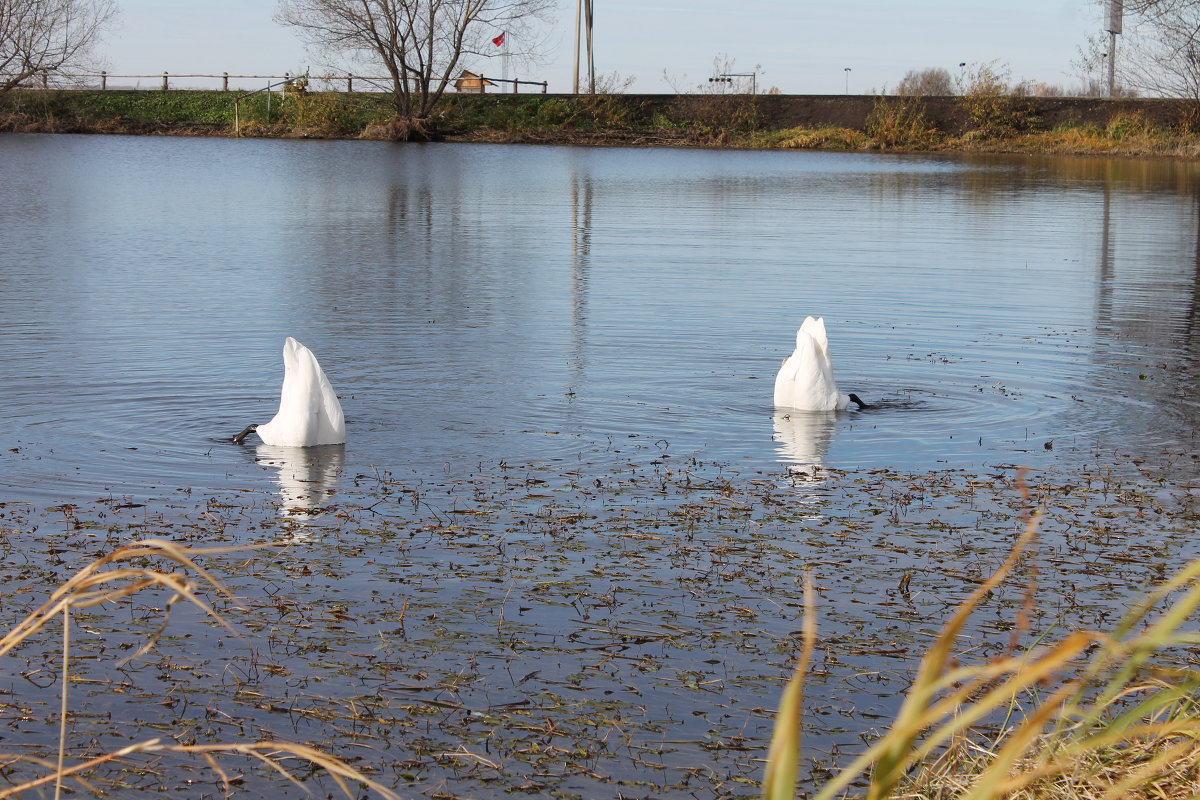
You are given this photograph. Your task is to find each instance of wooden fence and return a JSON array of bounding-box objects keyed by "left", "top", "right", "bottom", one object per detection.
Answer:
[{"left": 3, "top": 71, "right": 548, "bottom": 94}]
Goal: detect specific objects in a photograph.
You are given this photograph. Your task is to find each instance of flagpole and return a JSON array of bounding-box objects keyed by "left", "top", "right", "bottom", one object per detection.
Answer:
[{"left": 491, "top": 30, "right": 507, "bottom": 91}]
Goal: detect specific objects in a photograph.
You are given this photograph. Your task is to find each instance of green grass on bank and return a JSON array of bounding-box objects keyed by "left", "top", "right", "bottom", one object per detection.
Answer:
[
  {"left": 0, "top": 88, "right": 396, "bottom": 135},
  {"left": 2, "top": 88, "right": 1200, "bottom": 158}
]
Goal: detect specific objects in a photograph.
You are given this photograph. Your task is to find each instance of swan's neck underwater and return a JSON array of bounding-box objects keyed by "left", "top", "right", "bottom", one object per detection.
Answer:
[{"left": 232, "top": 424, "right": 258, "bottom": 445}]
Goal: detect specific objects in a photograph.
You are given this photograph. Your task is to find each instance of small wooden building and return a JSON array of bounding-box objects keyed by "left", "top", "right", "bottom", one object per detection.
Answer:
[{"left": 455, "top": 71, "right": 496, "bottom": 93}]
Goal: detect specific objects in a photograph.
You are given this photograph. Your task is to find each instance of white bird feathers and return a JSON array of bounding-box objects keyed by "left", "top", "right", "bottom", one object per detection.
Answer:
[
  {"left": 773, "top": 316, "right": 855, "bottom": 412},
  {"left": 252, "top": 337, "right": 345, "bottom": 447}
]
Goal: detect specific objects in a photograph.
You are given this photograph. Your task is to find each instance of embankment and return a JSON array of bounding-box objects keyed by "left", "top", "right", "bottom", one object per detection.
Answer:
[{"left": 1, "top": 89, "right": 1197, "bottom": 156}]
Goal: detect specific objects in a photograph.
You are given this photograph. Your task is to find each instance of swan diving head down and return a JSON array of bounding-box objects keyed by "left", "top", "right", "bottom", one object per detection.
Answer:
[
  {"left": 774, "top": 316, "right": 867, "bottom": 411},
  {"left": 233, "top": 337, "right": 345, "bottom": 447}
]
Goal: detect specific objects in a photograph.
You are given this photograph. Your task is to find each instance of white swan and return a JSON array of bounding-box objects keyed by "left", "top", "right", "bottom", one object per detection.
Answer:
[
  {"left": 233, "top": 337, "right": 345, "bottom": 446},
  {"left": 773, "top": 316, "right": 867, "bottom": 411}
]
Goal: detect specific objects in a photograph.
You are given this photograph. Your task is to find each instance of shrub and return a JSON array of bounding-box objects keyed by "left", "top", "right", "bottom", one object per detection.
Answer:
[
  {"left": 866, "top": 95, "right": 941, "bottom": 148},
  {"left": 1106, "top": 111, "right": 1156, "bottom": 141},
  {"left": 957, "top": 61, "right": 1041, "bottom": 137},
  {"left": 665, "top": 92, "right": 762, "bottom": 139}
]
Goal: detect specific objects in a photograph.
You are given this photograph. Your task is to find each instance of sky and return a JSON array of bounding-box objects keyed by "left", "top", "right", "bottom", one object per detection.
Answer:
[{"left": 103, "top": 0, "right": 1107, "bottom": 95}]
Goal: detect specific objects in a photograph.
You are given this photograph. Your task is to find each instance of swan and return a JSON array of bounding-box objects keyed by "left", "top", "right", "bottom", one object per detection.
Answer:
[
  {"left": 233, "top": 337, "right": 345, "bottom": 446},
  {"left": 774, "top": 316, "right": 868, "bottom": 411}
]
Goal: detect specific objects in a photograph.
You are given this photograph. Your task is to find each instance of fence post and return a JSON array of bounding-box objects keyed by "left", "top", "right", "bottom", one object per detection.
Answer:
[
  {"left": 513, "top": 77, "right": 518, "bottom": 94},
  {"left": 222, "top": 72, "right": 229, "bottom": 91},
  {"left": 41, "top": 70, "right": 48, "bottom": 89},
  {"left": 347, "top": 75, "right": 353, "bottom": 92},
  {"left": 162, "top": 72, "right": 168, "bottom": 91},
  {"left": 100, "top": 71, "right": 107, "bottom": 90},
  {"left": 541, "top": 81, "right": 547, "bottom": 94}
]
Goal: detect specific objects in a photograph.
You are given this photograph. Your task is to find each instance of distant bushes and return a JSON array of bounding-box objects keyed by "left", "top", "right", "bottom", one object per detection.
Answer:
[{"left": 895, "top": 67, "right": 954, "bottom": 97}]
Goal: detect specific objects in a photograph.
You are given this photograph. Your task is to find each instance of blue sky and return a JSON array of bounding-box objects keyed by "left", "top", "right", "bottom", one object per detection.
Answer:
[{"left": 105, "top": 0, "right": 1105, "bottom": 94}]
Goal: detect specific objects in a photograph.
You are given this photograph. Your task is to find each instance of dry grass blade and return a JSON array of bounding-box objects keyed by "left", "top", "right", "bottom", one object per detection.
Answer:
[
  {"left": 761, "top": 572, "right": 816, "bottom": 800},
  {"left": 0, "top": 539, "right": 250, "bottom": 662},
  {"left": 794, "top": 478, "right": 1200, "bottom": 800},
  {"left": 1069, "top": 575, "right": 1200, "bottom": 736},
  {"left": 0, "top": 739, "right": 402, "bottom": 800},
  {"left": 0, "top": 738, "right": 165, "bottom": 799},
  {"left": 803, "top": 491, "right": 1042, "bottom": 800},
  {"left": 0, "top": 539, "right": 400, "bottom": 800},
  {"left": 55, "top": 604, "right": 69, "bottom": 800},
  {"left": 874, "top": 510, "right": 1040, "bottom": 785},
  {"left": 170, "top": 742, "right": 401, "bottom": 800},
  {"left": 904, "top": 631, "right": 1096, "bottom": 766},
  {"left": 988, "top": 718, "right": 1200, "bottom": 799}
]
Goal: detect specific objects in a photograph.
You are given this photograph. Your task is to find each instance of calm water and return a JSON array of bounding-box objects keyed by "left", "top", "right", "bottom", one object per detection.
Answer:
[
  {"left": 3, "top": 134, "right": 1200, "bottom": 796},
  {"left": 3, "top": 134, "right": 1199, "bottom": 505}
]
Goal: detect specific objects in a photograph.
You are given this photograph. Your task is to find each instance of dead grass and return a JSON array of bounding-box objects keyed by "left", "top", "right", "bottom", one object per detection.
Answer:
[
  {"left": 763, "top": 472, "right": 1200, "bottom": 800},
  {"left": 764, "top": 125, "right": 868, "bottom": 150}
]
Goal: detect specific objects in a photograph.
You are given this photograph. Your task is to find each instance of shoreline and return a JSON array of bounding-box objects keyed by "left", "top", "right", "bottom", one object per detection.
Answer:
[{"left": 2, "top": 89, "right": 1198, "bottom": 158}]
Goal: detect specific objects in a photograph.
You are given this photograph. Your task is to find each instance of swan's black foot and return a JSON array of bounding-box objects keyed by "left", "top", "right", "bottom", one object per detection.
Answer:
[
  {"left": 232, "top": 424, "right": 258, "bottom": 445},
  {"left": 848, "top": 393, "right": 871, "bottom": 409}
]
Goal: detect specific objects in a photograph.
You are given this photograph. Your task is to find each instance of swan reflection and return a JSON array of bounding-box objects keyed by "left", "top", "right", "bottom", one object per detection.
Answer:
[
  {"left": 255, "top": 444, "right": 344, "bottom": 525},
  {"left": 772, "top": 409, "right": 837, "bottom": 484}
]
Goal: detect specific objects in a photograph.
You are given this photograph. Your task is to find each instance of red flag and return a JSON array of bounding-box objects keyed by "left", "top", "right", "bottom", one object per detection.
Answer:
[{"left": 492, "top": 32, "right": 505, "bottom": 47}]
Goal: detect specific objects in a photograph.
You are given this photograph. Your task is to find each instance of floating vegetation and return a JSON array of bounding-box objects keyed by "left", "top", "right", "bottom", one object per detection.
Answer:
[
  {"left": 0, "top": 539, "right": 400, "bottom": 799},
  {"left": 0, "top": 448, "right": 1198, "bottom": 797}
]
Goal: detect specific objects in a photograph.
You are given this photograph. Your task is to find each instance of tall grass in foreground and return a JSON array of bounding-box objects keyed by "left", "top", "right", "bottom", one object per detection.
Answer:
[
  {"left": 0, "top": 539, "right": 400, "bottom": 800},
  {"left": 764, "top": 479, "right": 1200, "bottom": 800}
]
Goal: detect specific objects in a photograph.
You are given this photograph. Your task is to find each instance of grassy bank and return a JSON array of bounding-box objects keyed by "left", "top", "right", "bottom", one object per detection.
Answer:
[{"left": 3, "top": 88, "right": 1200, "bottom": 157}]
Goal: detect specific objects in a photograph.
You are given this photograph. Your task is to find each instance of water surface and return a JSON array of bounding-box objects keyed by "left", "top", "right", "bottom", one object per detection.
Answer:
[
  {"left": 1, "top": 135, "right": 1199, "bottom": 797},
  {"left": 3, "top": 136, "right": 1199, "bottom": 504}
]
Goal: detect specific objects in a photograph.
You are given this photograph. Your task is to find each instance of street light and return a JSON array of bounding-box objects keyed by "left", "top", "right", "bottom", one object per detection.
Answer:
[{"left": 844, "top": 67, "right": 851, "bottom": 94}]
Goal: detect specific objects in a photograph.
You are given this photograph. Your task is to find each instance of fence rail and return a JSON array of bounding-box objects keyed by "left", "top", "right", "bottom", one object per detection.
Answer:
[{"left": 2, "top": 71, "right": 548, "bottom": 94}]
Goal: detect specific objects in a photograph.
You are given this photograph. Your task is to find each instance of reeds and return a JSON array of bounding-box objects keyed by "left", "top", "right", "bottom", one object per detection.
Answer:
[
  {"left": 865, "top": 95, "right": 943, "bottom": 149},
  {"left": 764, "top": 477, "right": 1200, "bottom": 800},
  {"left": 0, "top": 539, "right": 400, "bottom": 799}
]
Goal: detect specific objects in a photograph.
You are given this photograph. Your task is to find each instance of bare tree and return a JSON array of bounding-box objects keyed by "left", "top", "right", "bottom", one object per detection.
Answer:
[
  {"left": 277, "top": 0, "right": 555, "bottom": 138},
  {"left": 1105, "top": 0, "right": 1200, "bottom": 99},
  {"left": 895, "top": 67, "right": 954, "bottom": 96},
  {"left": 0, "top": 0, "right": 117, "bottom": 93}
]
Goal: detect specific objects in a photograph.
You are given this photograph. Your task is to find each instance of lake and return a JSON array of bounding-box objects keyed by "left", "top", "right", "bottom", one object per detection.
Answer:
[{"left": 1, "top": 133, "right": 1199, "bottom": 797}]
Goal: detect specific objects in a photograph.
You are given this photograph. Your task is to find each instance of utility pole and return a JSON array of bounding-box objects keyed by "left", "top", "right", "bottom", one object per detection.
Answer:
[
  {"left": 572, "top": 0, "right": 580, "bottom": 93},
  {"left": 585, "top": 0, "right": 594, "bottom": 94},
  {"left": 572, "top": 0, "right": 594, "bottom": 94},
  {"left": 1106, "top": 0, "right": 1122, "bottom": 97}
]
